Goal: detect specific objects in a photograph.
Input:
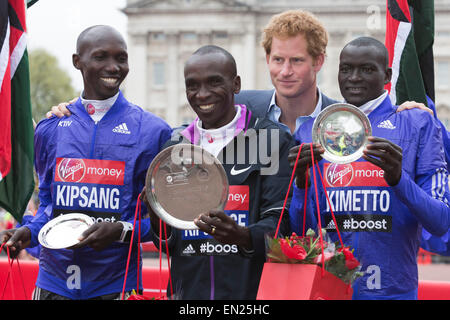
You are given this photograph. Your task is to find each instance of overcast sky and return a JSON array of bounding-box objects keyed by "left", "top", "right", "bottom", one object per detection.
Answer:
[{"left": 27, "top": 0, "right": 127, "bottom": 91}]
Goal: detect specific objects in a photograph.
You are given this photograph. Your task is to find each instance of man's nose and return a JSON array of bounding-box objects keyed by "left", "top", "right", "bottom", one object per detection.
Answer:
[
  {"left": 349, "top": 69, "right": 362, "bottom": 81},
  {"left": 105, "top": 59, "right": 120, "bottom": 73},
  {"left": 280, "top": 61, "right": 293, "bottom": 77},
  {"left": 196, "top": 85, "right": 211, "bottom": 100}
]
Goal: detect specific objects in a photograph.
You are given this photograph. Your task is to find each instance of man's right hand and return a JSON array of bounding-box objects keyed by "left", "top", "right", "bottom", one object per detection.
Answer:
[
  {"left": 45, "top": 97, "right": 77, "bottom": 119},
  {"left": 288, "top": 143, "right": 324, "bottom": 189},
  {"left": 0, "top": 227, "right": 32, "bottom": 259}
]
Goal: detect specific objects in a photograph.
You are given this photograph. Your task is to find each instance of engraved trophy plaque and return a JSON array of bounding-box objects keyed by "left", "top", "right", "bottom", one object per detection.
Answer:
[
  {"left": 312, "top": 103, "right": 372, "bottom": 164},
  {"left": 145, "top": 144, "right": 229, "bottom": 230}
]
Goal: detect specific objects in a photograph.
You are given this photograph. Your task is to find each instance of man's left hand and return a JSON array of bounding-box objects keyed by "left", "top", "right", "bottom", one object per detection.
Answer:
[{"left": 363, "top": 136, "right": 403, "bottom": 186}]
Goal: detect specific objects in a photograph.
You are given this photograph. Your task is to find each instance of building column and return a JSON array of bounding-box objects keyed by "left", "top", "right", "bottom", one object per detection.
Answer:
[
  {"left": 166, "top": 32, "right": 179, "bottom": 127},
  {"left": 125, "top": 32, "right": 147, "bottom": 108},
  {"left": 243, "top": 16, "right": 256, "bottom": 90}
]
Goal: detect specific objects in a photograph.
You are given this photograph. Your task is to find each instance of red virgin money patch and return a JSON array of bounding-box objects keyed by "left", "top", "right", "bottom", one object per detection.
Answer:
[
  {"left": 224, "top": 185, "right": 249, "bottom": 211},
  {"left": 55, "top": 158, "right": 125, "bottom": 185},
  {"left": 323, "top": 162, "right": 388, "bottom": 188}
]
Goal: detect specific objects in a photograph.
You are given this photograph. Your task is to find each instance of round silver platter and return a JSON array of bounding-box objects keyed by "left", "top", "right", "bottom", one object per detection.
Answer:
[
  {"left": 145, "top": 144, "right": 229, "bottom": 230},
  {"left": 38, "top": 213, "right": 94, "bottom": 249},
  {"left": 312, "top": 103, "right": 372, "bottom": 164}
]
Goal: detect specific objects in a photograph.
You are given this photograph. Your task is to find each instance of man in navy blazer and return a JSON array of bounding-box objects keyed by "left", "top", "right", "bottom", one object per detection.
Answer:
[
  {"left": 236, "top": 89, "right": 337, "bottom": 122},
  {"left": 235, "top": 10, "right": 338, "bottom": 137}
]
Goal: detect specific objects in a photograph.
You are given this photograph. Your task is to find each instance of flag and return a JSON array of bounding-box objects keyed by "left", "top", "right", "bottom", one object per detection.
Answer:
[
  {"left": 385, "top": 0, "right": 434, "bottom": 106},
  {"left": 0, "top": 0, "right": 35, "bottom": 222},
  {"left": 386, "top": 0, "right": 450, "bottom": 256},
  {"left": 385, "top": 0, "right": 449, "bottom": 168}
]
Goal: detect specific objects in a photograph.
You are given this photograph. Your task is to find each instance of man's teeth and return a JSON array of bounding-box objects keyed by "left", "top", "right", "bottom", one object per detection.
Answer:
[
  {"left": 101, "top": 78, "right": 118, "bottom": 85},
  {"left": 199, "top": 104, "right": 214, "bottom": 111}
]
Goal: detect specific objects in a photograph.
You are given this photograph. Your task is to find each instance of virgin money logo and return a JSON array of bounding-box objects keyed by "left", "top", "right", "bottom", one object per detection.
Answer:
[
  {"left": 57, "top": 158, "right": 86, "bottom": 183},
  {"left": 55, "top": 158, "right": 125, "bottom": 185},
  {"left": 325, "top": 163, "right": 354, "bottom": 187}
]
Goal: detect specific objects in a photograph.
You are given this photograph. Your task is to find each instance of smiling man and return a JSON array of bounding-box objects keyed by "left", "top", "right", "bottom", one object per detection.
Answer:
[
  {"left": 144, "top": 45, "right": 294, "bottom": 299},
  {"left": 74, "top": 26, "right": 128, "bottom": 101},
  {"left": 183, "top": 47, "right": 239, "bottom": 130},
  {"left": 0, "top": 25, "right": 172, "bottom": 300},
  {"left": 288, "top": 36, "right": 450, "bottom": 300}
]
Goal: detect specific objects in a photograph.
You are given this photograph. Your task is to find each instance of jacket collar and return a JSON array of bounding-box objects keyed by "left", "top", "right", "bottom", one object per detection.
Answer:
[
  {"left": 366, "top": 94, "right": 396, "bottom": 122},
  {"left": 68, "top": 91, "right": 127, "bottom": 123},
  {"left": 180, "top": 104, "right": 252, "bottom": 144}
]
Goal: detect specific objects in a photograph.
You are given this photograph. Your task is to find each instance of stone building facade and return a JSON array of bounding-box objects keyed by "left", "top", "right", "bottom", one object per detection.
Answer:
[{"left": 122, "top": 0, "right": 450, "bottom": 129}]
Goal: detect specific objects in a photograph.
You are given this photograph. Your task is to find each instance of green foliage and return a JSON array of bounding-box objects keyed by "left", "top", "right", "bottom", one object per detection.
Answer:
[{"left": 29, "top": 49, "right": 78, "bottom": 122}]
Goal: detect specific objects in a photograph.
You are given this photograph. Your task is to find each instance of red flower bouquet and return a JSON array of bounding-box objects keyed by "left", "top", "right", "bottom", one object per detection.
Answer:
[
  {"left": 257, "top": 229, "right": 363, "bottom": 300},
  {"left": 265, "top": 229, "right": 363, "bottom": 285},
  {"left": 257, "top": 143, "right": 363, "bottom": 300}
]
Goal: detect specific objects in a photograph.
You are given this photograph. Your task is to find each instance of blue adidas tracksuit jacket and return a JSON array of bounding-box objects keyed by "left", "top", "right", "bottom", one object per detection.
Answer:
[
  {"left": 289, "top": 96, "right": 450, "bottom": 299},
  {"left": 26, "top": 91, "right": 172, "bottom": 299}
]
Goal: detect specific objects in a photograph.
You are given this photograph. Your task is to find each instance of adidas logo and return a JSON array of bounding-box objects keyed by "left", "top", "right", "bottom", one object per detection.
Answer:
[
  {"left": 182, "top": 244, "right": 196, "bottom": 254},
  {"left": 112, "top": 123, "right": 131, "bottom": 134},
  {"left": 325, "top": 219, "right": 336, "bottom": 230},
  {"left": 377, "top": 120, "right": 396, "bottom": 130}
]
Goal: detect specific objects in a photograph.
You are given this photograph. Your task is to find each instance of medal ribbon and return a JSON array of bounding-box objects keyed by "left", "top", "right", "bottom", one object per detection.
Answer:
[
  {"left": 122, "top": 196, "right": 173, "bottom": 300},
  {"left": 274, "top": 143, "right": 345, "bottom": 273},
  {"left": 0, "top": 243, "right": 28, "bottom": 300}
]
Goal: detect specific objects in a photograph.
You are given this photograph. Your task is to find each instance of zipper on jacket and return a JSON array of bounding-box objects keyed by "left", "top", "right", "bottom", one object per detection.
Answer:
[{"left": 89, "top": 123, "right": 99, "bottom": 158}]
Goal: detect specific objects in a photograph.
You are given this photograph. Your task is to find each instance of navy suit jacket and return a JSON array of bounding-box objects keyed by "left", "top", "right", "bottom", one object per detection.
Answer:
[{"left": 235, "top": 89, "right": 338, "bottom": 119}]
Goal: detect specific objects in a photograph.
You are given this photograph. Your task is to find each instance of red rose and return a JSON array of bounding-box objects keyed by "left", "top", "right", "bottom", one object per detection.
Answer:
[
  {"left": 338, "top": 247, "right": 360, "bottom": 270},
  {"left": 345, "top": 256, "right": 360, "bottom": 270},
  {"left": 280, "top": 239, "right": 307, "bottom": 260}
]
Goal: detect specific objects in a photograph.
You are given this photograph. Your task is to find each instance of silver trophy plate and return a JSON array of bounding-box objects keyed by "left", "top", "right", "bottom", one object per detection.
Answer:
[
  {"left": 38, "top": 213, "right": 94, "bottom": 249},
  {"left": 145, "top": 144, "right": 229, "bottom": 230},
  {"left": 312, "top": 103, "right": 372, "bottom": 164}
]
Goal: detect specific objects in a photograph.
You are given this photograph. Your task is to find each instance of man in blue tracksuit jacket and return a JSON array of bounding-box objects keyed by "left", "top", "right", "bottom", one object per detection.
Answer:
[
  {"left": 419, "top": 97, "right": 450, "bottom": 256},
  {"left": 289, "top": 37, "right": 450, "bottom": 299},
  {"left": 0, "top": 26, "right": 171, "bottom": 299}
]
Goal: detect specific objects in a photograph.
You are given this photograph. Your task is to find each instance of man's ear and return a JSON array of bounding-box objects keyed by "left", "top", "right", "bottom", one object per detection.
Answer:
[
  {"left": 385, "top": 67, "right": 392, "bottom": 85},
  {"left": 313, "top": 53, "right": 325, "bottom": 72},
  {"left": 233, "top": 75, "right": 241, "bottom": 94},
  {"left": 72, "top": 53, "right": 81, "bottom": 70}
]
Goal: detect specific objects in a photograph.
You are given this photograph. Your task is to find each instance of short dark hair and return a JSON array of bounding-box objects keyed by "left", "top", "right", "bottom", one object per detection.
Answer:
[
  {"left": 344, "top": 36, "right": 389, "bottom": 68},
  {"left": 76, "top": 25, "right": 125, "bottom": 53},
  {"left": 191, "top": 45, "right": 237, "bottom": 77}
]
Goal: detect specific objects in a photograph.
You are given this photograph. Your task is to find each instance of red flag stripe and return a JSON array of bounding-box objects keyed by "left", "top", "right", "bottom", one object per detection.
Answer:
[
  {"left": 0, "top": 19, "right": 10, "bottom": 90},
  {"left": 8, "top": 0, "right": 26, "bottom": 33},
  {"left": 0, "top": 18, "right": 11, "bottom": 180}
]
